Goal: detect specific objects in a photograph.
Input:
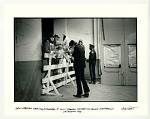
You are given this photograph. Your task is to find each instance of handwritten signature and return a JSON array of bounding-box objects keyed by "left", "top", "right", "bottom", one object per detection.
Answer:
[{"left": 121, "top": 106, "right": 139, "bottom": 110}]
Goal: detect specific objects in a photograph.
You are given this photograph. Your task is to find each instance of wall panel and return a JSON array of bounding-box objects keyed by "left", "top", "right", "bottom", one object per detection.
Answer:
[{"left": 15, "top": 19, "right": 42, "bottom": 61}]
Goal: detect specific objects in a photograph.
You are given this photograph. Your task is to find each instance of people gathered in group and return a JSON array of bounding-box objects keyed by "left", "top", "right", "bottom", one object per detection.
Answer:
[{"left": 43, "top": 33, "right": 97, "bottom": 98}]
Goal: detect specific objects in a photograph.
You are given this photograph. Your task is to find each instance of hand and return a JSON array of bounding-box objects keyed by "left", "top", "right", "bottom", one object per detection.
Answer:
[{"left": 86, "top": 59, "right": 89, "bottom": 62}]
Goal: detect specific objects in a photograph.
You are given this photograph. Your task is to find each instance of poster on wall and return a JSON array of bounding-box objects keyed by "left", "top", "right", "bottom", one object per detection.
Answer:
[
  {"left": 104, "top": 45, "right": 121, "bottom": 67},
  {"left": 128, "top": 45, "right": 137, "bottom": 67}
]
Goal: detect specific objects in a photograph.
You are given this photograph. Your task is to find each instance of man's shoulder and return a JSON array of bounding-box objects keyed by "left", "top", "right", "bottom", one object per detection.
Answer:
[
  {"left": 90, "top": 50, "right": 96, "bottom": 54},
  {"left": 76, "top": 44, "right": 80, "bottom": 47},
  {"left": 75, "top": 44, "right": 81, "bottom": 49}
]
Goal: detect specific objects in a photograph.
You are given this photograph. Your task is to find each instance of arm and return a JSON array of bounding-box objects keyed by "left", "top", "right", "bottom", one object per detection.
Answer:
[
  {"left": 94, "top": 51, "right": 96, "bottom": 60},
  {"left": 72, "top": 46, "right": 78, "bottom": 58},
  {"left": 44, "top": 41, "right": 50, "bottom": 53}
]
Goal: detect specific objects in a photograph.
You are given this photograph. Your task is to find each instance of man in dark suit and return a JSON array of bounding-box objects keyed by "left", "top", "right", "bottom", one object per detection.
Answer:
[{"left": 69, "top": 40, "right": 90, "bottom": 98}]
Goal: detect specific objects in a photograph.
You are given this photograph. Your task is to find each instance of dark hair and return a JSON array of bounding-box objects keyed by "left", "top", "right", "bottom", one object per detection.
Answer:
[
  {"left": 54, "top": 34, "right": 60, "bottom": 38},
  {"left": 50, "top": 33, "right": 54, "bottom": 38},
  {"left": 90, "top": 44, "right": 94, "bottom": 48},
  {"left": 79, "top": 39, "right": 83, "bottom": 43},
  {"left": 69, "top": 40, "right": 77, "bottom": 47}
]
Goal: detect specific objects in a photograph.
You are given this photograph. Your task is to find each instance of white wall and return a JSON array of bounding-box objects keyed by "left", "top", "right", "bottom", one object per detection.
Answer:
[
  {"left": 124, "top": 19, "right": 137, "bottom": 44},
  {"left": 54, "top": 18, "right": 94, "bottom": 58},
  {"left": 15, "top": 19, "right": 42, "bottom": 61},
  {"left": 54, "top": 19, "right": 67, "bottom": 42}
]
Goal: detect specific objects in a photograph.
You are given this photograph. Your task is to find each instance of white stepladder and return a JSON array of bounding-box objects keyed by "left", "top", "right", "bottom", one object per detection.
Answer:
[{"left": 42, "top": 52, "right": 76, "bottom": 96}]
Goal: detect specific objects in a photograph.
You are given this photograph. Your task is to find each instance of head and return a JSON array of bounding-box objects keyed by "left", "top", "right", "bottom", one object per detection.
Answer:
[
  {"left": 49, "top": 33, "right": 54, "bottom": 43},
  {"left": 78, "top": 39, "right": 83, "bottom": 45},
  {"left": 69, "top": 40, "right": 77, "bottom": 49},
  {"left": 54, "top": 34, "right": 60, "bottom": 41},
  {"left": 89, "top": 44, "right": 94, "bottom": 50}
]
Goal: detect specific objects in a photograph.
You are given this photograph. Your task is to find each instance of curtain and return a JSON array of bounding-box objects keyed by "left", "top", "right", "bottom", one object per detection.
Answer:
[{"left": 93, "top": 18, "right": 104, "bottom": 76}]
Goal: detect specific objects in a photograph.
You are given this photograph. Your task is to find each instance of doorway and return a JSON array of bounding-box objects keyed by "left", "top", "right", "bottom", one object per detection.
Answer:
[
  {"left": 101, "top": 18, "right": 137, "bottom": 86},
  {"left": 42, "top": 18, "right": 54, "bottom": 42}
]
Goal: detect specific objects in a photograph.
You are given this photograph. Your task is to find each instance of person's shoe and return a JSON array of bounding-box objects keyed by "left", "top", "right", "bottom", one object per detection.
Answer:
[
  {"left": 82, "top": 93, "right": 89, "bottom": 97},
  {"left": 73, "top": 94, "right": 82, "bottom": 98},
  {"left": 89, "top": 82, "right": 93, "bottom": 84}
]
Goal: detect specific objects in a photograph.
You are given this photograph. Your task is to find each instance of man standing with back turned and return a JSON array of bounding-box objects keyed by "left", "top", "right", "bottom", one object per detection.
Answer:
[{"left": 69, "top": 40, "right": 90, "bottom": 98}]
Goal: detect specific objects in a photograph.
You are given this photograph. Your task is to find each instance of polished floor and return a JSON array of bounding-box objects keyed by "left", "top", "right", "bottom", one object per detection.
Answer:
[{"left": 38, "top": 81, "right": 137, "bottom": 102}]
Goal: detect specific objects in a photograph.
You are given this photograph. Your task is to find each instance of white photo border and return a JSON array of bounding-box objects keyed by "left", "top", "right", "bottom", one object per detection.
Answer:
[{"left": 1, "top": 1, "right": 149, "bottom": 119}]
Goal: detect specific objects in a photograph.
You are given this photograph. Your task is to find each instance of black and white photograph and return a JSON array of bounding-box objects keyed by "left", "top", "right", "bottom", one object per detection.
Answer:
[
  {"left": 1, "top": 1, "right": 149, "bottom": 118},
  {"left": 14, "top": 18, "right": 137, "bottom": 102}
]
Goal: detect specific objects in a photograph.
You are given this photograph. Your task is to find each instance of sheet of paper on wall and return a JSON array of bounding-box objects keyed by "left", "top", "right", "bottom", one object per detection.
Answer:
[
  {"left": 104, "top": 45, "right": 121, "bottom": 67},
  {"left": 128, "top": 45, "right": 137, "bottom": 67}
]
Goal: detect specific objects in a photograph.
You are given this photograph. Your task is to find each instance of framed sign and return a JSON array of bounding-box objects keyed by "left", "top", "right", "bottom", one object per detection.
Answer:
[
  {"left": 128, "top": 44, "right": 137, "bottom": 67},
  {"left": 104, "top": 44, "right": 121, "bottom": 67}
]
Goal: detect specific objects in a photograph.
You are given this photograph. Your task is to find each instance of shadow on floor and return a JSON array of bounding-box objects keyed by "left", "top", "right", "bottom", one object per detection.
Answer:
[{"left": 38, "top": 81, "right": 137, "bottom": 102}]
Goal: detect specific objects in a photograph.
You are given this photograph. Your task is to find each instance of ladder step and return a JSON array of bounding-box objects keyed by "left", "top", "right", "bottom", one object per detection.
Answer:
[
  {"left": 43, "top": 78, "right": 76, "bottom": 92},
  {"left": 68, "top": 71, "right": 75, "bottom": 75},
  {"left": 43, "top": 65, "right": 49, "bottom": 71},
  {"left": 44, "top": 53, "right": 50, "bottom": 58},
  {"left": 42, "top": 77, "right": 49, "bottom": 83},
  {"left": 43, "top": 63, "right": 74, "bottom": 71},
  {"left": 51, "top": 63, "right": 74, "bottom": 70},
  {"left": 51, "top": 64, "right": 65, "bottom": 70},
  {"left": 50, "top": 73, "right": 67, "bottom": 81},
  {"left": 42, "top": 72, "right": 75, "bottom": 83}
]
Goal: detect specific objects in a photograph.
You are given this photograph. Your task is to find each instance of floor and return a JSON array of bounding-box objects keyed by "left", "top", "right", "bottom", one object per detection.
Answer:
[{"left": 38, "top": 80, "right": 137, "bottom": 102}]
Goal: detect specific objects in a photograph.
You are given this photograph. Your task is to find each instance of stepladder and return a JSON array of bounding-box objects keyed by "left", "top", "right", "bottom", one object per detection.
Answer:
[{"left": 42, "top": 52, "right": 76, "bottom": 96}]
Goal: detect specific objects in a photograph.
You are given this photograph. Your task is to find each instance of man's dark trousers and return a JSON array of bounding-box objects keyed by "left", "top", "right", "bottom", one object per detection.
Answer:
[
  {"left": 74, "top": 68, "right": 90, "bottom": 95},
  {"left": 89, "top": 62, "right": 96, "bottom": 83}
]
